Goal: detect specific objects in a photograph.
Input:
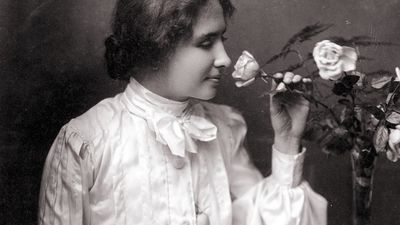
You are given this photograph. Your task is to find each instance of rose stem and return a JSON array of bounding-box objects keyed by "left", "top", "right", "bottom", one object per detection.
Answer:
[{"left": 299, "top": 91, "right": 341, "bottom": 126}]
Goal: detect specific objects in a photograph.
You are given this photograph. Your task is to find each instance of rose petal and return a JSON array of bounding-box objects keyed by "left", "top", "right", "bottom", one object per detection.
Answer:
[
  {"left": 245, "top": 60, "right": 260, "bottom": 72},
  {"left": 395, "top": 67, "right": 400, "bottom": 81},
  {"left": 341, "top": 55, "right": 356, "bottom": 72},
  {"left": 234, "top": 58, "right": 245, "bottom": 71},
  {"left": 234, "top": 81, "right": 244, "bottom": 87},
  {"left": 319, "top": 67, "right": 343, "bottom": 80},
  {"left": 241, "top": 63, "right": 260, "bottom": 80},
  {"left": 325, "top": 60, "right": 343, "bottom": 71},
  {"left": 242, "top": 50, "right": 254, "bottom": 58},
  {"left": 386, "top": 150, "right": 398, "bottom": 162},
  {"left": 389, "top": 140, "right": 395, "bottom": 152},
  {"left": 389, "top": 129, "right": 400, "bottom": 145},
  {"left": 388, "top": 129, "right": 400, "bottom": 161},
  {"left": 232, "top": 70, "right": 241, "bottom": 79},
  {"left": 342, "top": 46, "right": 358, "bottom": 60},
  {"left": 341, "top": 47, "right": 357, "bottom": 72},
  {"left": 235, "top": 77, "right": 256, "bottom": 87},
  {"left": 395, "top": 145, "right": 400, "bottom": 155}
]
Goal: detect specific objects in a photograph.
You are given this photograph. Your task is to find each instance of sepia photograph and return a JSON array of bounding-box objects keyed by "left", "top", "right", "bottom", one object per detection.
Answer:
[{"left": 1, "top": 0, "right": 400, "bottom": 224}]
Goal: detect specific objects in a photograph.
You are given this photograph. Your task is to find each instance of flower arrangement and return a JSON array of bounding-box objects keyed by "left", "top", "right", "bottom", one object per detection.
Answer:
[
  {"left": 232, "top": 23, "right": 399, "bottom": 225},
  {"left": 232, "top": 23, "right": 399, "bottom": 161}
]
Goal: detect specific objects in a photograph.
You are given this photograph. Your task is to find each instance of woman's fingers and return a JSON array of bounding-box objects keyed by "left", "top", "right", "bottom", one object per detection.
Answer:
[
  {"left": 276, "top": 82, "right": 287, "bottom": 92},
  {"left": 273, "top": 72, "right": 284, "bottom": 79},
  {"left": 283, "top": 72, "right": 294, "bottom": 84},
  {"left": 271, "top": 72, "right": 313, "bottom": 96},
  {"left": 292, "top": 74, "right": 302, "bottom": 83},
  {"left": 274, "top": 72, "right": 300, "bottom": 92}
]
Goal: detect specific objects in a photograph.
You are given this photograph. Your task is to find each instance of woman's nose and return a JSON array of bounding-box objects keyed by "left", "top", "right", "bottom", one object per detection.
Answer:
[{"left": 214, "top": 42, "right": 231, "bottom": 68}]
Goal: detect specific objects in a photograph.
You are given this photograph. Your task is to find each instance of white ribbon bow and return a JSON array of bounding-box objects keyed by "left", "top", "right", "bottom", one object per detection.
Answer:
[{"left": 147, "top": 106, "right": 217, "bottom": 158}]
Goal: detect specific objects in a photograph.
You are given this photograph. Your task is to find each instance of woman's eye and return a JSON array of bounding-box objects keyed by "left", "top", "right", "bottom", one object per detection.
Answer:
[
  {"left": 198, "top": 36, "right": 227, "bottom": 49},
  {"left": 199, "top": 40, "right": 214, "bottom": 49}
]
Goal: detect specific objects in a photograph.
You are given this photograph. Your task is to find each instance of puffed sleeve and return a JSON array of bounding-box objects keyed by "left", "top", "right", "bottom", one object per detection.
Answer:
[
  {"left": 38, "top": 125, "right": 93, "bottom": 225},
  {"left": 224, "top": 110, "right": 327, "bottom": 225}
]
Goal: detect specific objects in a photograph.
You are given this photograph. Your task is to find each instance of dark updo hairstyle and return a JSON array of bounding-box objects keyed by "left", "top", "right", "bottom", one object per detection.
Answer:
[{"left": 105, "top": 0, "right": 235, "bottom": 80}]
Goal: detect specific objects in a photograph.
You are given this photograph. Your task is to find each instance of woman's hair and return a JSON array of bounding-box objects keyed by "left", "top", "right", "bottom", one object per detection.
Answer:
[{"left": 104, "top": 0, "right": 235, "bottom": 80}]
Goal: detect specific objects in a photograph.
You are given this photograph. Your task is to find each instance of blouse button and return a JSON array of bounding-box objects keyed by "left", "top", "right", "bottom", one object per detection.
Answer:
[{"left": 172, "top": 156, "right": 186, "bottom": 169}]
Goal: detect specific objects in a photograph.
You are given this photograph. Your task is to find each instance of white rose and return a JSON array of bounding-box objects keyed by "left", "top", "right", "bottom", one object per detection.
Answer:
[
  {"left": 387, "top": 126, "right": 400, "bottom": 162},
  {"left": 313, "top": 40, "right": 358, "bottom": 80},
  {"left": 232, "top": 51, "right": 260, "bottom": 87}
]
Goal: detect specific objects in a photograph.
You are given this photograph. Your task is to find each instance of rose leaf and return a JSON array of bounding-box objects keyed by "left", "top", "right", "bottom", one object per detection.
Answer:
[
  {"left": 332, "top": 83, "right": 345, "bottom": 95},
  {"left": 386, "top": 111, "right": 400, "bottom": 124},
  {"left": 342, "top": 75, "right": 360, "bottom": 86},
  {"left": 370, "top": 75, "right": 392, "bottom": 89},
  {"left": 332, "top": 82, "right": 351, "bottom": 96},
  {"left": 362, "top": 105, "right": 385, "bottom": 120},
  {"left": 373, "top": 124, "right": 389, "bottom": 153}
]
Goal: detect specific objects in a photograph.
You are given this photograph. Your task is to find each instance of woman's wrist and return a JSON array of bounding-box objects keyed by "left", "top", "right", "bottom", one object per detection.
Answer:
[{"left": 274, "top": 135, "right": 302, "bottom": 155}]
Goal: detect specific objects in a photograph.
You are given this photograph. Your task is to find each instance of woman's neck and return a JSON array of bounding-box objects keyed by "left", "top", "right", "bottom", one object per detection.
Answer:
[{"left": 134, "top": 70, "right": 190, "bottom": 102}]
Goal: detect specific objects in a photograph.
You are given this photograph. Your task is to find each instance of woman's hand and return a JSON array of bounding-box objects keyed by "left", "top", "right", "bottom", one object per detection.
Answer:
[{"left": 270, "top": 72, "right": 312, "bottom": 154}]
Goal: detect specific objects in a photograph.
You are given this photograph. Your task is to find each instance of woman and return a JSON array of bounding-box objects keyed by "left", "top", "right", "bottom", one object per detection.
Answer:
[{"left": 38, "top": 0, "right": 327, "bottom": 224}]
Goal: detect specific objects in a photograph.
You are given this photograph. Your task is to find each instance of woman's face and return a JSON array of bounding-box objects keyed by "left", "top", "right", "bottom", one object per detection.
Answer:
[{"left": 143, "top": 0, "right": 231, "bottom": 101}]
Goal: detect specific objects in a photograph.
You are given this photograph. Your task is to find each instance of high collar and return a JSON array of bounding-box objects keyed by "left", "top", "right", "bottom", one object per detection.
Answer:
[
  {"left": 121, "top": 78, "right": 218, "bottom": 160},
  {"left": 124, "top": 78, "right": 189, "bottom": 117}
]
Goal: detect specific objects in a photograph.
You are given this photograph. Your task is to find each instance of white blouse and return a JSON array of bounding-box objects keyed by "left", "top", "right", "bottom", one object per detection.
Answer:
[{"left": 38, "top": 78, "right": 327, "bottom": 225}]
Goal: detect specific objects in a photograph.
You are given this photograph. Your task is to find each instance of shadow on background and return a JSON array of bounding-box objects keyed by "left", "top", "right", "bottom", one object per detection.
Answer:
[{"left": 1, "top": 0, "right": 400, "bottom": 224}]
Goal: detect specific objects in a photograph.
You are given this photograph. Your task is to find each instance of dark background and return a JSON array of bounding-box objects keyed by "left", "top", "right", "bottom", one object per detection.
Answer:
[{"left": 1, "top": 0, "right": 400, "bottom": 224}]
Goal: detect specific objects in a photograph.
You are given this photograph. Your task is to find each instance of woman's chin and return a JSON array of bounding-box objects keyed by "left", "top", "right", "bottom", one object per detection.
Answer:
[{"left": 194, "top": 89, "right": 217, "bottom": 101}]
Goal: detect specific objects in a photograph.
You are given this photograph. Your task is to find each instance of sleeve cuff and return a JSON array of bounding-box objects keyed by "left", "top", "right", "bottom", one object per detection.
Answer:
[{"left": 271, "top": 145, "right": 306, "bottom": 188}]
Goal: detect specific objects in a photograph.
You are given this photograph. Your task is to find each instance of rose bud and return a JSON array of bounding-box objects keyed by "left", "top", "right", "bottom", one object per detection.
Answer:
[{"left": 232, "top": 51, "right": 261, "bottom": 87}]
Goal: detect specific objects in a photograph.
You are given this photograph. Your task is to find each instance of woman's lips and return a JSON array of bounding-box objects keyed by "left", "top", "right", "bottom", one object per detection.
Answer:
[{"left": 206, "top": 74, "right": 221, "bottom": 82}]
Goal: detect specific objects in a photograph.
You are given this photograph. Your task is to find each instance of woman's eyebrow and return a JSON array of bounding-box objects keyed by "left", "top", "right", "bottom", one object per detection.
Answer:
[{"left": 196, "top": 27, "right": 227, "bottom": 40}]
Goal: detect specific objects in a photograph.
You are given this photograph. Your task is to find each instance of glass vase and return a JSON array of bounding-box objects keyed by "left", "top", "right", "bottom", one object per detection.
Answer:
[{"left": 350, "top": 147, "right": 377, "bottom": 225}]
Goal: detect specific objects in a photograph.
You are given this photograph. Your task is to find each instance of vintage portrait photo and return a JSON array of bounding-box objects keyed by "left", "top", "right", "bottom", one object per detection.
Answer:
[{"left": 1, "top": 0, "right": 400, "bottom": 224}]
